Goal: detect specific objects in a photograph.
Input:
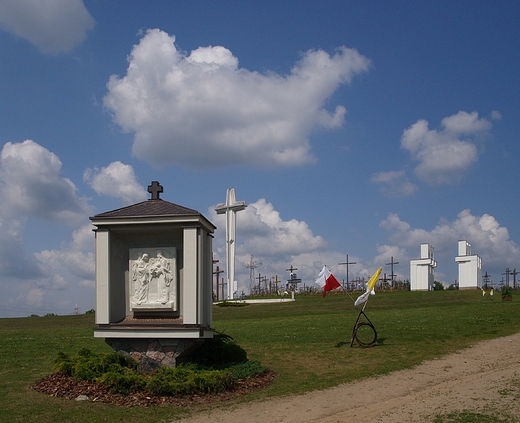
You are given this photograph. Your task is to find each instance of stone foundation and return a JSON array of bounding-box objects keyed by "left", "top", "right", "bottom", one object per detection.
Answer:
[{"left": 106, "top": 338, "right": 204, "bottom": 373}]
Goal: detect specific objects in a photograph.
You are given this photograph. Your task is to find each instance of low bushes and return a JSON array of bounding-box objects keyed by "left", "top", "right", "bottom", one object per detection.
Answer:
[{"left": 52, "top": 333, "right": 269, "bottom": 396}]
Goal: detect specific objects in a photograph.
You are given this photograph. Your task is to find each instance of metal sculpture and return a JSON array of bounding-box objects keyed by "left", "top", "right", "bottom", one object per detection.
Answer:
[{"left": 350, "top": 267, "right": 382, "bottom": 348}]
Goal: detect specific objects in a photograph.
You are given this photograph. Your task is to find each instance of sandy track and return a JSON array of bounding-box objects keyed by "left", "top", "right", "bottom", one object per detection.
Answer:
[{"left": 179, "top": 332, "right": 520, "bottom": 422}]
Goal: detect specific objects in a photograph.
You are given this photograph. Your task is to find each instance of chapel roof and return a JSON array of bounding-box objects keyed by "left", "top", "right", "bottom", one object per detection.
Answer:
[
  {"left": 90, "top": 199, "right": 200, "bottom": 220},
  {"left": 90, "top": 180, "right": 208, "bottom": 222}
]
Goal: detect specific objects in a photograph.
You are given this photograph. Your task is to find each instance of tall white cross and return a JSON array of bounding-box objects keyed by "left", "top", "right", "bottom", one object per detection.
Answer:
[{"left": 215, "top": 188, "right": 246, "bottom": 300}]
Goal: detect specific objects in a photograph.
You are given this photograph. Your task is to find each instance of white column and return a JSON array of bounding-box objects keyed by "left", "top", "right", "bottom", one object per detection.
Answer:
[
  {"left": 95, "top": 229, "right": 110, "bottom": 324},
  {"left": 202, "top": 231, "right": 213, "bottom": 326},
  {"left": 183, "top": 227, "right": 198, "bottom": 324}
]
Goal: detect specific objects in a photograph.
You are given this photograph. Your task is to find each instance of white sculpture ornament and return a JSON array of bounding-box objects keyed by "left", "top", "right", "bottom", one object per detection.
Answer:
[
  {"left": 130, "top": 248, "right": 177, "bottom": 310},
  {"left": 132, "top": 253, "right": 151, "bottom": 305},
  {"left": 150, "top": 251, "right": 173, "bottom": 304}
]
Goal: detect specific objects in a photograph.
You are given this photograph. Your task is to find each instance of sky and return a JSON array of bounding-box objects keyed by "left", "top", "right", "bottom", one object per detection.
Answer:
[{"left": 0, "top": 0, "right": 519, "bottom": 317}]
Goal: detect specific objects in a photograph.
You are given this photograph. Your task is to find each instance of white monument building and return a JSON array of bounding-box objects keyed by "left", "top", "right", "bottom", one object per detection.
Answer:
[
  {"left": 215, "top": 188, "right": 246, "bottom": 300},
  {"left": 455, "top": 240, "right": 482, "bottom": 289},
  {"left": 410, "top": 243, "right": 437, "bottom": 291},
  {"left": 90, "top": 181, "right": 215, "bottom": 370}
]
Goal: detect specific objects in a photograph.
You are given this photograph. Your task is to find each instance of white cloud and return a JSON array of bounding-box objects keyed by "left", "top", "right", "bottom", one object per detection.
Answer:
[
  {"left": 491, "top": 110, "right": 502, "bottom": 121},
  {"left": 0, "top": 141, "right": 95, "bottom": 316},
  {"left": 0, "top": 140, "right": 92, "bottom": 225},
  {"left": 209, "top": 198, "right": 333, "bottom": 294},
  {"left": 0, "top": 0, "right": 94, "bottom": 54},
  {"left": 211, "top": 198, "right": 328, "bottom": 260},
  {"left": 371, "top": 170, "right": 418, "bottom": 198},
  {"left": 104, "top": 29, "right": 370, "bottom": 168},
  {"left": 0, "top": 216, "right": 46, "bottom": 279},
  {"left": 0, "top": 140, "right": 92, "bottom": 284},
  {"left": 208, "top": 197, "right": 404, "bottom": 295},
  {"left": 50, "top": 274, "right": 68, "bottom": 290},
  {"left": 4, "top": 224, "right": 96, "bottom": 317},
  {"left": 36, "top": 224, "right": 95, "bottom": 282},
  {"left": 380, "top": 209, "right": 520, "bottom": 282},
  {"left": 25, "top": 288, "right": 45, "bottom": 309},
  {"left": 371, "top": 244, "right": 410, "bottom": 281},
  {"left": 84, "top": 161, "right": 148, "bottom": 205},
  {"left": 401, "top": 111, "right": 492, "bottom": 185}
]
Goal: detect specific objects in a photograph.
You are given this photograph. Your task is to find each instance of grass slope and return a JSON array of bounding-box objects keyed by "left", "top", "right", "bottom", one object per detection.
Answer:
[{"left": 1, "top": 290, "right": 518, "bottom": 422}]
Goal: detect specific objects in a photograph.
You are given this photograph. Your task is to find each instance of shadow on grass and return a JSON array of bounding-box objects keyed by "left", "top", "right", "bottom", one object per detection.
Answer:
[{"left": 334, "top": 337, "right": 387, "bottom": 349}]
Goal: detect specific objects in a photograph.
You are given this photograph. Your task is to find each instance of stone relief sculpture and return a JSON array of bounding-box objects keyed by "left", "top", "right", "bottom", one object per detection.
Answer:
[
  {"left": 150, "top": 251, "right": 173, "bottom": 304},
  {"left": 129, "top": 248, "right": 176, "bottom": 310},
  {"left": 132, "top": 253, "right": 150, "bottom": 305}
]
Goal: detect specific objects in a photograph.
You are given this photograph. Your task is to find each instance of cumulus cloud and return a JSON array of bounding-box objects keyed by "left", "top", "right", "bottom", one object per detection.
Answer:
[
  {"left": 0, "top": 139, "right": 92, "bottom": 282},
  {"left": 380, "top": 209, "right": 520, "bottom": 282},
  {"left": 104, "top": 29, "right": 370, "bottom": 168},
  {"left": 25, "top": 288, "right": 45, "bottom": 309},
  {"left": 209, "top": 197, "right": 395, "bottom": 295},
  {"left": 0, "top": 0, "right": 95, "bottom": 54},
  {"left": 3, "top": 224, "right": 95, "bottom": 317},
  {"left": 36, "top": 224, "right": 95, "bottom": 287},
  {"left": 371, "top": 244, "right": 410, "bottom": 281},
  {"left": 2, "top": 223, "right": 95, "bottom": 317},
  {"left": 371, "top": 170, "right": 418, "bottom": 198},
  {"left": 401, "top": 111, "right": 492, "bottom": 185},
  {"left": 491, "top": 110, "right": 502, "bottom": 121},
  {"left": 0, "top": 140, "right": 92, "bottom": 225},
  {"left": 0, "top": 217, "right": 46, "bottom": 279},
  {"left": 211, "top": 198, "right": 328, "bottom": 259},
  {"left": 209, "top": 198, "right": 332, "bottom": 294},
  {"left": 0, "top": 140, "right": 95, "bottom": 316},
  {"left": 84, "top": 161, "right": 148, "bottom": 205}
]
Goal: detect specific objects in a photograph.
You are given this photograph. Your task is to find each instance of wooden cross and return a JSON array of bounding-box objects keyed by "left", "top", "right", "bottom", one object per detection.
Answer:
[
  {"left": 147, "top": 181, "right": 163, "bottom": 200},
  {"left": 213, "top": 265, "right": 224, "bottom": 301},
  {"left": 386, "top": 256, "right": 399, "bottom": 287},
  {"left": 339, "top": 254, "right": 356, "bottom": 289},
  {"left": 286, "top": 265, "right": 297, "bottom": 275}
]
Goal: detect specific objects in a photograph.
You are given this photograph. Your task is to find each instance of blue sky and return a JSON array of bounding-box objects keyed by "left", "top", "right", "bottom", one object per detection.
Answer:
[{"left": 0, "top": 0, "right": 519, "bottom": 316}]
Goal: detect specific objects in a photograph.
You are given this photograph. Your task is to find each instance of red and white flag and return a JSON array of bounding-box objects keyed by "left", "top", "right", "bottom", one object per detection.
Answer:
[{"left": 315, "top": 265, "right": 341, "bottom": 297}]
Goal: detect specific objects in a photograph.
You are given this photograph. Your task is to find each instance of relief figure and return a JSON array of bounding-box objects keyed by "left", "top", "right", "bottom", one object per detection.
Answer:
[
  {"left": 150, "top": 251, "right": 173, "bottom": 304},
  {"left": 132, "top": 253, "right": 150, "bottom": 304}
]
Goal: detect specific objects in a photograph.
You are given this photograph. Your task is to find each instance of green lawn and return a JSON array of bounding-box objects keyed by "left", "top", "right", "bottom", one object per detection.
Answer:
[{"left": 1, "top": 290, "right": 518, "bottom": 422}]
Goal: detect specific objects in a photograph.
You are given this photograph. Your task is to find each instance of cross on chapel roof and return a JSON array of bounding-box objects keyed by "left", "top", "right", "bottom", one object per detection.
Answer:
[{"left": 148, "top": 181, "right": 163, "bottom": 200}]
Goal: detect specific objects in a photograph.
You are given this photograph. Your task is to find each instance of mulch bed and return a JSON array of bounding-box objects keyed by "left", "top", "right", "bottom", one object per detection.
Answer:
[{"left": 33, "top": 371, "right": 276, "bottom": 407}]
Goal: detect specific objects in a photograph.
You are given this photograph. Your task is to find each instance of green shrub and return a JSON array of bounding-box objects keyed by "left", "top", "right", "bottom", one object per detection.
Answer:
[
  {"left": 54, "top": 348, "right": 138, "bottom": 381},
  {"left": 191, "top": 368, "right": 235, "bottom": 393},
  {"left": 52, "top": 341, "right": 267, "bottom": 396},
  {"left": 434, "top": 281, "right": 444, "bottom": 291},
  {"left": 217, "top": 301, "right": 249, "bottom": 307},
  {"left": 97, "top": 371, "right": 146, "bottom": 395},
  {"left": 146, "top": 365, "right": 235, "bottom": 396},
  {"left": 146, "top": 366, "right": 197, "bottom": 396},
  {"left": 501, "top": 285, "right": 513, "bottom": 298},
  {"left": 230, "top": 360, "right": 268, "bottom": 379},
  {"left": 190, "top": 331, "right": 247, "bottom": 368}
]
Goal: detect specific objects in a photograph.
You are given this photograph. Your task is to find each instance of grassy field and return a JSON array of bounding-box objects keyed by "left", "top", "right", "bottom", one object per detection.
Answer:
[{"left": 1, "top": 289, "right": 519, "bottom": 422}]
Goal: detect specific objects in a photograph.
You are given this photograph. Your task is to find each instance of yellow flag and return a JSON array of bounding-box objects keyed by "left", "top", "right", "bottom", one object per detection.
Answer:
[
  {"left": 367, "top": 267, "right": 382, "bottom": 293},
  {"left": 354, "top": 267, "right": 383, "bottom": 307}
]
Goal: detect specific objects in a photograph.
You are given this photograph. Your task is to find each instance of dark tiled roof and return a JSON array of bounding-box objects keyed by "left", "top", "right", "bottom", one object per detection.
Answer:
[{"left": 91, "top": 199, "right": 200, "bottom": 220}]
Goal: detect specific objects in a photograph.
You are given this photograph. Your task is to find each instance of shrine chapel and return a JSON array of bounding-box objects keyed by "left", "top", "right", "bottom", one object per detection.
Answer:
[{"left": 90, "top": 182, "right": 215, "bottom": 369}]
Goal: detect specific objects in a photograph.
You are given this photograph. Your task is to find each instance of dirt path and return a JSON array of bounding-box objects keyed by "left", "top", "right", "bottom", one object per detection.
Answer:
[{"left": 179, "top": 332, "right": 520, "bottom": 422}]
